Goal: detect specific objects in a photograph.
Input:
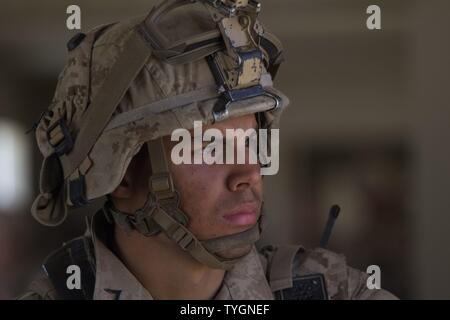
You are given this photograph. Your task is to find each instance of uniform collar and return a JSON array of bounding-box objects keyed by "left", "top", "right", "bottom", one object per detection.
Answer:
[
  {"left": 214, "top": 246, "right": 274, "bottom": 300},
  {"left": 89, "top": 210, "right": 274, "bottom": 300}
]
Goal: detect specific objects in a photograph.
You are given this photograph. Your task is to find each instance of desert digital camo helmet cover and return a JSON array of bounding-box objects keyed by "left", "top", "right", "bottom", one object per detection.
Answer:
[{"left": 32, "top": 0, "right": 289, "bottom": 269}]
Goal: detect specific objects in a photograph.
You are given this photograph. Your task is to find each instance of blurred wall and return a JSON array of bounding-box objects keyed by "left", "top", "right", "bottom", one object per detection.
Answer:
[
  {"left": 0, "top": 0, "right": 449, "bottom": 299},
  {"left": 409, "top": 0, "right": 450, "bottom": 299}
]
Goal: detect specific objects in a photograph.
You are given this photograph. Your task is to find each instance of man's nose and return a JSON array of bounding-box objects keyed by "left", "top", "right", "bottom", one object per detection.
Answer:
[{"left": 227, "top": 163, "right": 262, "bottom": 192}]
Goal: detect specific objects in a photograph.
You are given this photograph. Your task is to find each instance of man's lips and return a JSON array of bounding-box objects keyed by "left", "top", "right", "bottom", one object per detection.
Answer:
[{"left": 223, "top": 203, "right": 259, "bottom": 226}]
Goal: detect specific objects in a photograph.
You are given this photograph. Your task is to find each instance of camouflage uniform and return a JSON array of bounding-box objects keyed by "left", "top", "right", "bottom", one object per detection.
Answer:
[
  {"left": 20, "top": 0, "right": 397, "bottom": 300},
  {"left": 19, "top": 210, "right": 396, "bottom": 300}
]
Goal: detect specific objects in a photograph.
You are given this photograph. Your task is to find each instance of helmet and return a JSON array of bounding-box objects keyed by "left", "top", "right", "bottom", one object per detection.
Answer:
[{"left": 31, "top": 0, "right": 289, "bottom": 269}]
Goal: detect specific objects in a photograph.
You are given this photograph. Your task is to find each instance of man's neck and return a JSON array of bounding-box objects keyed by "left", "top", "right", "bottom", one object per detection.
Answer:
[{"left": 113, "top": 226, "right": 226, "bottom": 300}]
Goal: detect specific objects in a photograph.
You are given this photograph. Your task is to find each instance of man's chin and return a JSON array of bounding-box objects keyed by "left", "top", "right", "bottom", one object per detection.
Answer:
[{"left": 215, "top": 244, "right": 253, "bottom": 260}]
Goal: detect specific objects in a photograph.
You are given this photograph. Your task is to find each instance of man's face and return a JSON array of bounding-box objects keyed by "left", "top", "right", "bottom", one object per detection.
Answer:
[
  {"left": 165, "top": 114, "right": 263, "bottom": 242},
  {"left": 114, "top": 114, "right": 263, "bottom": 258}
]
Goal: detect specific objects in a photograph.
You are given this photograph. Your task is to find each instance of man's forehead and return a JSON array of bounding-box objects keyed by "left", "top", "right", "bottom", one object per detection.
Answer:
[
  {"left": 162, "top": 114, "right": 258, "bottom": 145},
  {"left": 194, "top": 114, "right": 258, "bottom": 133}
]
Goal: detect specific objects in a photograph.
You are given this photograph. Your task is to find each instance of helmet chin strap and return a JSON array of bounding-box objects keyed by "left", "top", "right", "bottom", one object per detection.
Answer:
[{"left": 104, "top": 138, "right": 264, "bottom": 270}]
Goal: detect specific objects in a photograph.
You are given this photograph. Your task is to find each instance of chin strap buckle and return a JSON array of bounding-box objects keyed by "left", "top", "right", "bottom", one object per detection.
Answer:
[{"left": 47, "top": 119, "right": 74, "bottom": 156}]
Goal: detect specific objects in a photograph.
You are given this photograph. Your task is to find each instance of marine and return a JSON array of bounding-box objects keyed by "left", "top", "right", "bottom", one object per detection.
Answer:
[{"left": 18, "top": 0, "right": 397, "bottom": 300}]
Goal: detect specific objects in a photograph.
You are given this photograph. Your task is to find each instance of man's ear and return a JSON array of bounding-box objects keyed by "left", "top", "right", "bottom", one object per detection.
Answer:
[
  {"left": 110, "top": 144, "right": 151, "bottom": 200},
  {"left": 110, "top": 172, "right": 133, "bottom": 199}
]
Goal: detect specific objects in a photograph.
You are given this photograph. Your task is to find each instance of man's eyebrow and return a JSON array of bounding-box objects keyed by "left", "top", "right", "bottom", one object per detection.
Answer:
[{"left": 202, "top": 136, "right": 223, "bottom": 145}]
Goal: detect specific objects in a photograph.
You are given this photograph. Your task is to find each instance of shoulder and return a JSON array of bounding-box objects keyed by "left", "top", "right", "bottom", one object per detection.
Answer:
[
  {"left": 18, "top": 235, "right": 96, "bottom": 300},
  {"left": 259, "top": 245, "right": 398, "bottom": 300},
  {"left": 16, "top": 272, "right": 57, "bottom": 300},
  {"left": 296, "top": 247, "right": 398, "bottom": 300}
]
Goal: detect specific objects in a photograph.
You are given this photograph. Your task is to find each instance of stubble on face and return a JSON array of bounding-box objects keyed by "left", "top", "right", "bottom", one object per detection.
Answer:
[{"left": 164, "top": 115, "right": 263, "bottom": 255}]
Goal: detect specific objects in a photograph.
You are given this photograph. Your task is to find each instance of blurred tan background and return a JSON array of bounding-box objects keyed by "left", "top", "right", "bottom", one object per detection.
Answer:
[{"left": 1, "top": 0, "right": 449, "bottom": 299}]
